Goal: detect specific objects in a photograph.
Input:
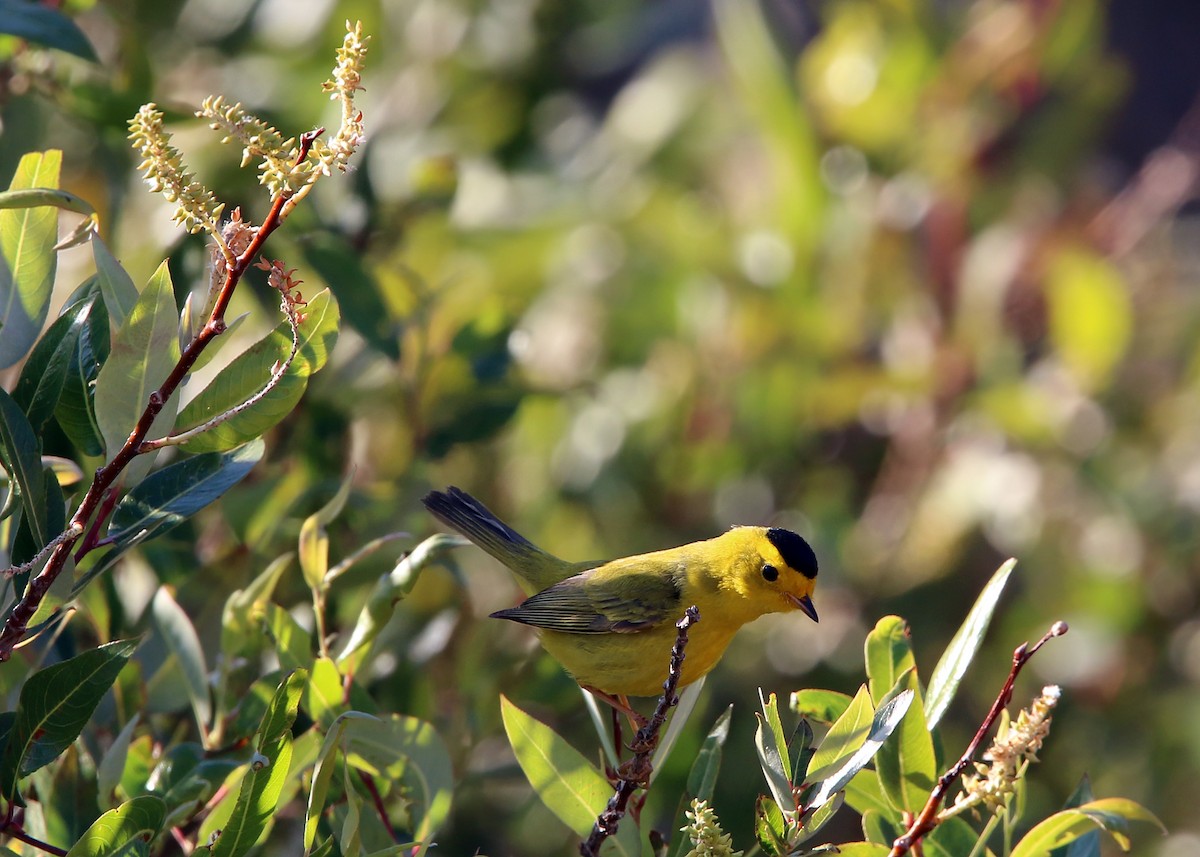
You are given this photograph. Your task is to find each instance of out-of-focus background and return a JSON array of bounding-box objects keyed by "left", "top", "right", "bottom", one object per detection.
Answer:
[{"left": 5, "top": 0, "right": 1200, "bottom": 853}]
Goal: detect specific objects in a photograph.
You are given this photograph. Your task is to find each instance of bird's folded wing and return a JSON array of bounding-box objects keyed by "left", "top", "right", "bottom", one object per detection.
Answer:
[{"left": 490, "top": 568, "right": 682, "bottom": 634}]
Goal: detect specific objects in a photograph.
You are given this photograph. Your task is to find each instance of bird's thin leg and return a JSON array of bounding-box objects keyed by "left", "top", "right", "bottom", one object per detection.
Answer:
[{"left": 583, "top": 686, "right": 648, "bottom": 731}]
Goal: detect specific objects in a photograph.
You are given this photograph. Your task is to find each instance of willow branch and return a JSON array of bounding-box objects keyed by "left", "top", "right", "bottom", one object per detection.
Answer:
[
  {"left": 580, "top": 605, "right": 700, "bottom": 857},
  {"left": 888, "top": 621, "right": 1069, "bottom": 857}
]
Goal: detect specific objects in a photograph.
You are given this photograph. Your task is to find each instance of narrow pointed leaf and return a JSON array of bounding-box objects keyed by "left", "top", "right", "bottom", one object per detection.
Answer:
[
  {"left": 925, "top": 559, "right": 1015, "bottom": 729},
  {"left": 152, "top": 588, "right": 212, "bottom": 737},
  {"left": 0, "top": 640, "right": 138, "bottom": 803},
  {"left": 304, "top": 712, "right": 378, "bottom": 853},
  {"left": 0, "top": 151, "right": 60, "bottom": 369},
  {"left": 64, "top": 795, "right": 166, "bottom": 857},
  {"left": 92, "top": 236, "right": 138, "bottom": 331},
  {"left": 55, "top": 287, "right": 109, "bottom": 456},
  {"left": 209, "top": 670, "right": 307, "bottom": 857},
  {"left": 875, "top": 672, "right": 937, "bottom": 812},
  {"left": 808, "top": 690, "right": 913, "bottom": 810},
  {"left": 299, "top": 467, "right": 354, "bottom": 589},
  {"left": 843, "top": 769, "right": 895, "bottom": 818},
  {"left": 96, "top": 714, "right": 141, "bottom": 806},
  {"left": 499, "top": 695, "right": 639, "bottom": 856},
  {"left": 176, "top": 289, "right": 339, "bottom": 454},
  {"left": 806, "top": 684, "right": 874, "bottom": 785},
  {"left": 865, "top": 616, "right": 915, "bottom": 705},
  {"left": 755, "top": 699, "right": 794, "bottom": 815},
  {"left": 93, "top": 260, "right": 181, "bottom": 479},
  {"left": 0, "top": 387, "right": 48, "bottom": 547},
  {"left": 1010, "top": 799, "right": 1165, "bottom": 857},
  {"left": 12, "top": 295, "right": 91, "bottom": 434},
  {"left": 105, "top": 439, "right": 265, "bottom": 549}
]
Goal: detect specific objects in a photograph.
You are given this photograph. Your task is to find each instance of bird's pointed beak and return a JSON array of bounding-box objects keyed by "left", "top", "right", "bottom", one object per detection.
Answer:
[{"left": 788, "top": 593, "right": 819, "bottom": 622}]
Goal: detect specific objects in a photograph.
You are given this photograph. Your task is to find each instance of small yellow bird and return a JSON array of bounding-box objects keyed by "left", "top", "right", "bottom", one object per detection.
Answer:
[{"left": 423, "top": 487, "right": 819, "bottom": 699}]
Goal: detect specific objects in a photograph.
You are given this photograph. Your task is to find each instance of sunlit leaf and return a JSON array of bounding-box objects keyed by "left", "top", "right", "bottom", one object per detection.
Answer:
[
  {"left": 1046, "top": 246, "right": 1132, "bottom": 391},
  {"left": 499, "top": 695, "right": 639, "bottom": 856},
  {"left": 1010, "top": 799, "right": 1165, "bottom": 857},
  {"left": 64, "top": 795, "right": 166, "bottom": 857},
  {"left": 304, "top": 712, "right": 378, "bottom": 854},
  {"left": 176, "top": 289, "right": 339, "bottom": 454},
  {"left": 207, "top": 670, "right": 307, "bottom": 857},
  {"left": 865, "top": 616, "right": 915, "bottom": 705},
  {"left": 875, "top": 671, "right": 936, "bottom": 812},
  {"left": 806, "top": 684, "right": 873, "bottom": 785},
  {"left": 755, "top": 691, "right": 794, "bottom": 816},
  {"left": 299, "top": 467, "right": 354, "bottom": 589},
  {"left": 844, "top": 769, "right": 896, "bottom": 818},
  {"left": 808, "top": 689, "right": 913, "bottom": 811},
  {"left": 0, "top": 151, "right": 60, "bottom": 369},
  {"left": 791, "top": 688, "right": 853, "bottom": 724}
]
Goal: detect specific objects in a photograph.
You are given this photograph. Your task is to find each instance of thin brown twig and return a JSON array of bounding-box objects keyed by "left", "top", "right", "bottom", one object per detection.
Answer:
[
  {"left": 579, "top": 605, "right": 700, "bottom": 857},
  {"left": 888, "top": 620, "right": 1069, "bottom": 857},
  {"left": 357, "top": 769, "right": 400, "bottom": 842},
  {"left": 0, "top": 816, "right": 68, "bottom": 856},
  {"left": 0, "top": 133, "right": 323, "bottom": 661}
]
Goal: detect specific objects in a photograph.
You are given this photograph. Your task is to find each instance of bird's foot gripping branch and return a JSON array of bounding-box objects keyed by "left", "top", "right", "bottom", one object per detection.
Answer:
[{"left": 0, "top": 22, "right": 367, "bottom": 660}]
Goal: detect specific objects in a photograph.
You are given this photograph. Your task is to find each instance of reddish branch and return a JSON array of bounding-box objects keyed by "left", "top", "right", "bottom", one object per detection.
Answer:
[
  {"left": 888, "top": 620, "right": 1069, "bottom": 857},
  {"left": 579, "top": 605, "right": 699, "bottom": 857},
  {"left": 0, "top": 131, "right": 322, "bottom": 661}
]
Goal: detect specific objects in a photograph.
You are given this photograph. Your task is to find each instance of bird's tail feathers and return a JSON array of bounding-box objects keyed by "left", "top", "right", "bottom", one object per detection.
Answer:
[{"left": 422, "top": 487, "right": 564, "bottom": 589}]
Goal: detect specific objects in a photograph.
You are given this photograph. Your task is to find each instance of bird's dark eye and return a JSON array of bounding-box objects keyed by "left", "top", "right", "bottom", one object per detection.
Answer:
[{"left": 761, "top": 564, "right": 779, "bottom": 582}]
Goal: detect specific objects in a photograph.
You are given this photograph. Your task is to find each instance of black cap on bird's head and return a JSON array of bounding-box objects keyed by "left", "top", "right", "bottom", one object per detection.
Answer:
[
  {"left": 766, "top": 527, "right": 818, "bottom": 580},
  {"left": 765, "top": 527, "right": 819, "bottom": 622}
]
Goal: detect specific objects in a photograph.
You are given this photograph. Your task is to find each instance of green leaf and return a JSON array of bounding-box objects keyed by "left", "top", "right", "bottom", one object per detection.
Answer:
[
  {"left": 665, "top": 705, "right": 732, "bottom": 857},
  {"left": 1046, "top": 246, "right": 1132, "bottom": 391},
  {"left": 176, "top": 289, "right": 339, "bottom": 454},
  {"left": 865, "top": 616, "right": 915, "bottom": 705},
  {"left": 93, "top": 260, "right": 181, "bottom": 478},
  {"left": 755, "top": 692, "right": 794, "bottom": 816},
  {"left": 64, "top": 795, "right": 166, "bottom": 857},
  {"left": 0, "top": 0, "right": 97, "bottom": 60},
  {"left": 304, "top": 657, "right": 344, "bottom": 733},
  {"left": 340, "top": 763, "right": 363, "bottom": 856},
  {"left": 798, "top": 790, "right": 843, "bottom": 841},
  {"left": 843, "top": 769, "right": 895, "bottom": 819},
  {"left": 807, "top": 689, "right": 914, "bottom": 810},
  {"left": 791, "top": 688, "right": 853, "bottom": 724},
  {"left": 55, "top": 286, "right": 109, "bottom": 456},
  {"left": 299, "top": 467, "right": 354, "bottom": 589},
  {"left": 221, "top": 553, "right": 293, "bottom": 660},
  {"left": 152, "top": 587, "right": 212, "bottom": 738},
  {"left": 1010, "top": 799, "right": 1165, "bottom": 857},
  {"left": 499, "top": 695, "right": 638, "bottom": 856},
  {"left": 342, "top": 715, "right": 455, "bottom": 842},
  {"left": 828, "top": 845, "right": 890, "bottom": 857},
  {"left": 755, "top": 793, "right": 789, "bottom": 857},
  {"left": 266, "top": 603, "right": 313, "bottom": 672},
  {"left": 0, "top": 387, "right": 48, "bottom": 548},
  {"left": 92, "top": 235, "right": 139, "bottom": 331},
  {"left": 96, "top": 714, "right": 140, "bottom": 807},
  {"left": 105, "top": 439, "right": 265, "bottom": 550},
  {"left": 209, "top": 670, "right": 307, "bottom": 857},
  {"left": 0, "top": 639, "right": 138, "bottom": 803},
  {"left": 304, "top": 712, "right": 378, "bottom": 853},
  {"left": 925, "top": 559, "right": 1015, "bottom": 730},
  {"left": 925, "top": 816, "right": 986, "bottom": 857},
  {"left": 875, "top": 672, "right": 937, "bottom": 813},
  {"left": 806, "top": 684, "right": 873, "bottom": 785},
  {"left": 12, "top": 295, "right": 91, "bottom": 435},
  {"left": 300, "top": 233, "right": 400, "bottom": 360},
  {"left": 0, "top": 151, "right": 60, "bottom": 369},
  {"left": 1053, "top": 775, "right": 1098, "bottom": 857}
]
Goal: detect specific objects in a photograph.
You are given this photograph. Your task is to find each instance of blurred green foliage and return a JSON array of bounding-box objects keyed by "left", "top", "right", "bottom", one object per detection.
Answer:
[{"left": 2, "top": 0, "right": 1198, "bottom": 854}]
